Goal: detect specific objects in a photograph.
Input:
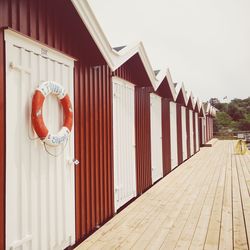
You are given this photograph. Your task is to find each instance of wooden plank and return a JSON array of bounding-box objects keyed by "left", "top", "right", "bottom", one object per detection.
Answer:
[
  {"left": 187, "top": 143, "right": 228, "bottom": 250},
  {"left": 79, "top": 150, "right": 205, "bottom": 248},
  {"left": 92, "top": 151, "right": 207, "bottom": 249},
  {"left": 232, "top": 150, "right": 248, "bottom": 250},
  {"left": 175, "top": 143, "right": 225, "bottom": 250},
  {"left": 203, "top": 142, "right": 228, "bottom": 249},
  {"left": 128, "top": 148, "right": 214, "bottom": 249},
  {"left": 218, "top": 142, "right": 233, "bottom": 250},
  {"left": 76, "top": 141, "right": 250, "bottom": 250},
  {"left": 236, "top": 153, "right": 250, "bottom": 248},
  {"left": 158, "top": 147, "right": 221, "bottom": 250}
]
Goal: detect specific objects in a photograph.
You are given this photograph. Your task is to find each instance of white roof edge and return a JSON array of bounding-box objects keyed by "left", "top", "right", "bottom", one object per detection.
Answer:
[
  {"left": 71, "top": 0, "right": 157, "bottom": 88},
  {"left": 187, "top": 91, "right": 196, "bottom": 109},
  {"left": 179, "top": 83, "right": 188, "bottom": 106},
  {"left": 154, "top": 68, "right": 177, "bottom": 100}
]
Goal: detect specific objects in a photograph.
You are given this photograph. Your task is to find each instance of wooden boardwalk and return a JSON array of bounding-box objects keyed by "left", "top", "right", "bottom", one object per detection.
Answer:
[{"left": 76, "top": 140, "right": 250, "bottom": 250}]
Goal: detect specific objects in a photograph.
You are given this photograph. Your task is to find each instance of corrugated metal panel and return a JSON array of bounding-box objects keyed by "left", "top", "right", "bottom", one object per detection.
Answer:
[
  {"left": 150, "top": 93, "right": 163, "bottom": 183},
  {"left": 195, "top": 113, "right": 200, "bottom": 151},
  {"left": 200, "top": 117, "right": 206, "bottom": 144},
  {"left": 112, "top": 78, "right": 136, "bottom": 211},
  {"left": 5, "top": 34, "right": 75, "bottom": 249},
  {"left": 181, "top": 106, "right": 187, "bottom": 161},
  {"left": 170, "top": 102, "right": 178, "bottom": 169},
  {"left": 135, "top": 87, "right": 152, "bottom": 195},
  {"left": 189, "top": 110, "right": 194, "bottom": 155},
  {"left": 162, "top": 99, "right": 171, "bottom": 175},
  {"left": 0, "top": 0, "right": 114, "bottom": 246},
  {"left": 186, "top": 108, "right": 191, "bottom": 159},
  {"left": 74, "top": 63, "right": 114, "bottom": 242},
  {"left": 176, "top": 104, "right": 183, "bottom": 165}
]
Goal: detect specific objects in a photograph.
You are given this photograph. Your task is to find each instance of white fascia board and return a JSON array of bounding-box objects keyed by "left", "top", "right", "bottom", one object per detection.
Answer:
[
  {"left": 200, "top": 103, "right": 206, "bottom": 117},
  {"left": 71, "top": 0, "right": 116, "bottom": 69},
  {"left": 175, "top": 83, "right": 188, "bottom": 106},
  {"left": 71, "top": 0, "right": 157, "bottom": 88},
  {"left": 166, "top": 68, "right": 177, "bottom": 101},
  {"left": 154, "top": 68, "right": 176, "bottom": 100},
  {"left": 195, "top": 98, "right": 200, "bottom": 111},
  {"left": 187, "top": 91, "right": 195, "bottom": 109},
  {"left": 114, "top": 42, "right": 157, "bottom": 87},
  {"left": 181, "top": 83, "right": 188, "bottom": 106}
]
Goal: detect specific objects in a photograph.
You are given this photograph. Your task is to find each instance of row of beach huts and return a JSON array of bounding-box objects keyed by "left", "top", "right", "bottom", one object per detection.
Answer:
[{"left": 0, "top": 0, "right": 216, "bottom": 249}]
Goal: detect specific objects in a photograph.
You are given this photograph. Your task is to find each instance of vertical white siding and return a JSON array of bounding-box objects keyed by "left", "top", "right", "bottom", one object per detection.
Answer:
[
  {"left": 5, "top": 32, "right": 75, "bottom": 250},
  {"left": 189, "top": 110, "right": 194, "bottom": 156},
  {"left": 181, "top": 107, "right": 187, "bottom": 161},
  {"left": 195, "top": 113, "right": 200, "bottom": 152},
  {"left": 112, "top": 78, "right": 136, "bottom": 212},
  {"left": 150, "top": 93, "right": 163, "bottom": 183},
  {"left": 201, "top": 117, "right": 206, "bottom": 144},
  {"left": 170, "top": 102, "right": 178, "bottom": 169}
]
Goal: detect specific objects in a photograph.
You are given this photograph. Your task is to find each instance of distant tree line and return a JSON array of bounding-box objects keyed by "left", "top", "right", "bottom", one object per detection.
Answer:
[{"left": 210, "top": 97, "right": 250, "bottom": 133}]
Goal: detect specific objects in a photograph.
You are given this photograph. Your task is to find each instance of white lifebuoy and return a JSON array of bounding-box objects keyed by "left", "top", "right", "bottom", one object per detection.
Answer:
[{"left": 31, "top": 81, "right": 73, "bottom": 147}]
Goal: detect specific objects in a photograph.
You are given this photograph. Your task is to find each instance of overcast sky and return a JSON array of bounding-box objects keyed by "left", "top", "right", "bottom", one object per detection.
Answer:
[{"left": 89, "top": 0, "right": 250, "bottom": 102}]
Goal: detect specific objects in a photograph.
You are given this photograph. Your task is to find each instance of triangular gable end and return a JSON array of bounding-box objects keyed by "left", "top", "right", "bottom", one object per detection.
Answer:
[
  {"left": 176, "top": 84, "right": 188, "bottom": 106},
  {"left": 187, "top": 92, "right": 195, "bottom": 110},
  {"left": 154, "top": 68, "right": 176, "bottom": 100}
]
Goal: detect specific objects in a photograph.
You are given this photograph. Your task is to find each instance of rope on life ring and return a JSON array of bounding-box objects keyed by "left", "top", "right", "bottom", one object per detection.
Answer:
[{"left": 31, "top": 81, "right": 73, "bottom": 147}]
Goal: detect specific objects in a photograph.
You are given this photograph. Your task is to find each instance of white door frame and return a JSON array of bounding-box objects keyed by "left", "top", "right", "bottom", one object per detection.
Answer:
[
  {"left": 181, "top": 106, "right": 187, "bottom": 160},
  {"left": 170, "top": 102, "right": 178, "bottom": 169},
  {"left": 112, "top": 77, "right": 136, "bottom": 212},
  {"left": 5, "top": 30, "right": 75, "bottom": 250},
  {"left": 150, "top": 93, "right": 163, "bottom": 183}
]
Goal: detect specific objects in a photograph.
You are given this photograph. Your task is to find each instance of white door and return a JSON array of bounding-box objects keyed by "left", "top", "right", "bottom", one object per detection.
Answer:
[
  {"left": 181, "top": 106, "right": 187, "bottom": 160},
  {"left": 195, "top": 113, "right": 199, "bottom": 152},
  {"left": 170, "top": 102, "right": 178, "bottom": 169},
  {"left": 112, "top": 77, "right": 136, "bottom": 212},
  {"left": 5, "top": 30, "right": 75, "bottom": 250},
  {"left": 201, "top": 117, "right": 206, "bottom": 144},
  {"left": 189, "top": 110, "right": 194, "bottom": 156},
  {"left": 150, "top": 93, "right": 163, "bottom": 183}
]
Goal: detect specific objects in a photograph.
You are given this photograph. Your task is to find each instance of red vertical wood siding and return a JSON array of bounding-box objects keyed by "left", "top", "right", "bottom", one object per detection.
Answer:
[
  {"left": 199, "top": 118, "right": 203, "bottom": 146},
  {"left": 193, "top": 112, "right": 196, "bottom": 152},
  {"left": 0, "top": 0, "right": 114, "bottom": 247},
  {"left": 74, "top": 64, "right": 114, "bottom": 242},
  {"left": 135, "top": 87, "right": 152, "bottom": 195},
  {"left": 176, "top": 104, "right": 183, "bottom": 165},
  {"left": 186, "top": 108, "right": 191, "bottom": 159},
  {"left": 162, "top": 99, "right": 171, "bottom": 176}
]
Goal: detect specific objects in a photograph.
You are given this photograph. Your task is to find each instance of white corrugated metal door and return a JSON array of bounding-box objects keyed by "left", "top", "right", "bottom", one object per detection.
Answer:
[
  {"left": 195, "top": 113, "right": 199, "bottom": 152},
  {"left": 202, "top": 117, "right": 206, "bottom": 144},
  {"left": 5, "top": 30, "right": 75, "bottom": 250},
  {"left": 112, "top": 77, "right": 136, "bottom": 212},
  {"left": 150, "top": 93, "right": 163, "bottom": 183},
  {"left": 181, "top": 106, "right": 187, "bottom": 160},
  {"left": 189, "top": 110, "right": 194, "bottom": 156},
  {"left": 170, "top": 102, "right": 178, "bottom": 169}
]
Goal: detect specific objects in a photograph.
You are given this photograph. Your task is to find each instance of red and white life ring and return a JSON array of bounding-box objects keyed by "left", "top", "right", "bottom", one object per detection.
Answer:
[{"left": 31, "top": 81, "right": 73, "bottom": 146}]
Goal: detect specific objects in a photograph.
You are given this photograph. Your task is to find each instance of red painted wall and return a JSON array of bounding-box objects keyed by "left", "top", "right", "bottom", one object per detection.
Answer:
[
  {"left": 135, "top": 87, "right": 152, "bottom": 194},
  {"left": 162, "top": 99, "right": 171, "bottom": 176},
  {"left": 186, "top": 108, "right": 191, "bottom": 159}
]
